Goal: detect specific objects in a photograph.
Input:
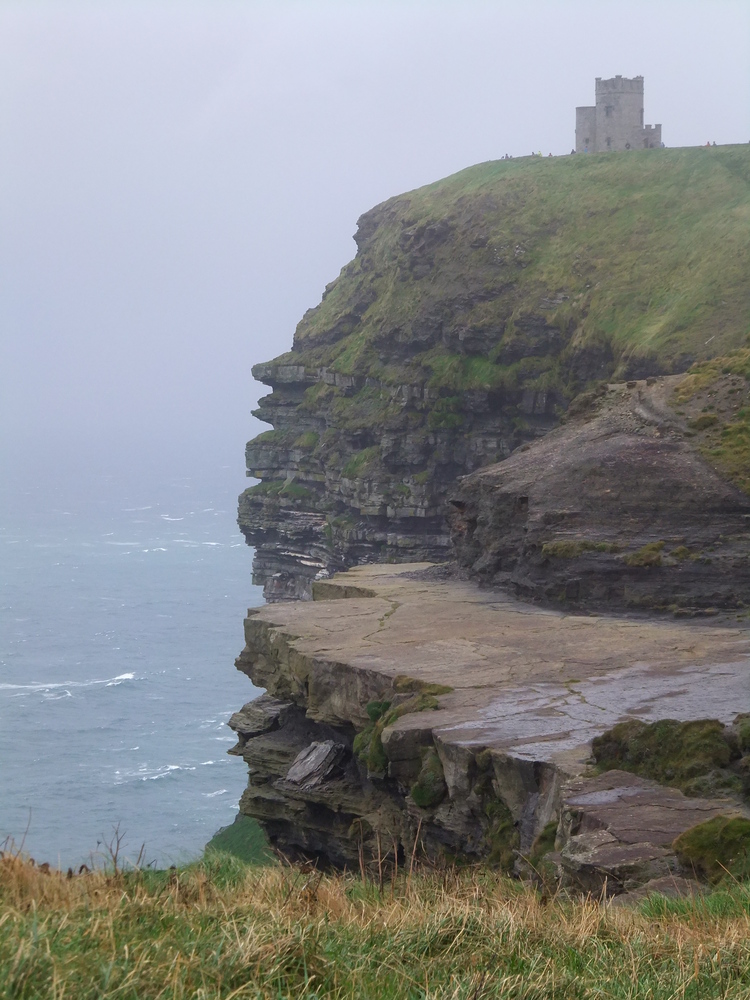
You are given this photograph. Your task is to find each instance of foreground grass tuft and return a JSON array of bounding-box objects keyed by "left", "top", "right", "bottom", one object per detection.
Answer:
[{"left": 4, "top": 849, "right": 750, "bottom": 998}]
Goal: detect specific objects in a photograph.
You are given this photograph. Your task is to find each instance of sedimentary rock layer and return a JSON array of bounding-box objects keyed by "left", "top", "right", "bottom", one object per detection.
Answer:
[
  {"left": 230, "top": 564, "right": 750, "bottom": 884},
  {"left": 450, "top": 372, "right": 750, "bottom": 611}
]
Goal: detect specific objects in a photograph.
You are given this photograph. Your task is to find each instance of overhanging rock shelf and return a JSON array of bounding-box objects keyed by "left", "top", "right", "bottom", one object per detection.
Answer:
[{"left": 230, "top": 564, "right": 750, "bottom": 893}]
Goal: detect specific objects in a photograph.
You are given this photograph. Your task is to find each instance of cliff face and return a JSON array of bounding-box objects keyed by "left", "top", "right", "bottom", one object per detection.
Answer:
[{"left": 240, "top": 147, "right": 750, "bottom": 599}]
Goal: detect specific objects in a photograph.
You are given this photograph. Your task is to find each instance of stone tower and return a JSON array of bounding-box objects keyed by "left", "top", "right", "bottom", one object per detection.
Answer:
[{"left": 576, "top": 76, "right": 662, "bottom": 153}]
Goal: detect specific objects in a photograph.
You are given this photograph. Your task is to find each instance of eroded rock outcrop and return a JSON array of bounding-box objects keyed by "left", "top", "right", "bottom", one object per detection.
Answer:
[
  {"left": 230, "top": 565, "right": 750, "bottom": 889},
  {"left": 450, "top": 373, "right": 750, "bottom": 612}
]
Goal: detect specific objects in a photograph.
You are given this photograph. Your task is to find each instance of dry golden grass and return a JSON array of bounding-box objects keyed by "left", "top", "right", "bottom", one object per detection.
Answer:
[{"left": 3, "top": 849, "right": 750, "bottom": 998}]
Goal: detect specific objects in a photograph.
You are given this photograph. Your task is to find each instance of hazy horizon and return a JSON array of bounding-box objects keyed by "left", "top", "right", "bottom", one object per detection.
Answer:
[{"left": 2, "top": 0, "right": 749, "bottom": 494}]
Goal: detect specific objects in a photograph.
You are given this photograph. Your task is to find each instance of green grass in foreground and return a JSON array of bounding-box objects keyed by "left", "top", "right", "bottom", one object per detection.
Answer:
[{"left": 3, "top": 849, "right": 750, "bottom": 999}]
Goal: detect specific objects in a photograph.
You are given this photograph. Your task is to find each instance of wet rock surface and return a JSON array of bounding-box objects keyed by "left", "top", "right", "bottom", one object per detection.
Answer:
[{"left": 231, "top": 564, "right": 750, "bottom": 889}]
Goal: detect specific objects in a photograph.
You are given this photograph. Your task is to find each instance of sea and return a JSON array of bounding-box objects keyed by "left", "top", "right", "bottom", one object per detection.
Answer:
[{"left": 0, "top": 463, "right": 263, "bottom": 870}]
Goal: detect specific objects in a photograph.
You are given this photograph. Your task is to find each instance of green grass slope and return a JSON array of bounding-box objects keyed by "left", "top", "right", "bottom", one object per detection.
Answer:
[
  {"left": 282, "top": 146, "right": 750, "bottom": 389},
  {"left": 205, "top": 814, "right": 274, "bottom": 866}
]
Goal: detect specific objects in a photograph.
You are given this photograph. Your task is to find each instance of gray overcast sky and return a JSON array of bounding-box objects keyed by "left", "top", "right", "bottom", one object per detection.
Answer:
[{"left": 2, "top": 0, "right": 749, "bottom": 486}]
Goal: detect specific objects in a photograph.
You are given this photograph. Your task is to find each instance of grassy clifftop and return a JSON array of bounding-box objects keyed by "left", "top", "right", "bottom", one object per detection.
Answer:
[
  {"left": 286, "top": 145, "right": 750, "bottom": 387},
  {"left": 242, "top": 146, "right": 750, "bottom": 597}
]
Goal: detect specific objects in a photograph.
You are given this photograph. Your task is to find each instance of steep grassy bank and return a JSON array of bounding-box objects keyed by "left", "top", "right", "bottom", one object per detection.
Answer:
[
  {"left": 4, "top": 851, "right": 750, "bottom": 999},
  {"left": 240, "top": 146, "right": 750, "bottom": 598},
  {"left": 296, "top": 145, "right": 750, "bottom": 377}
]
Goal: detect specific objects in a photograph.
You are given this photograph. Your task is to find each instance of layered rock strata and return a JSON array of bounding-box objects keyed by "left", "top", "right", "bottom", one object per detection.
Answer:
[
  {"left": 240, "top": 149, "right": 750, "bottom": 600},
  {"left": 450, "top": 373, "right": 750, "bottom": 612},
  {"left": 230, "top": 564, "right": 750, "bottom": 888}
]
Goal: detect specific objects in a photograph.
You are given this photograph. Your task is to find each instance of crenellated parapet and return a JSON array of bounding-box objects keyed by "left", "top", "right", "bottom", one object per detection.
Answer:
[{"left": 576, "top": 74, "right": 662, "bottom": 152}]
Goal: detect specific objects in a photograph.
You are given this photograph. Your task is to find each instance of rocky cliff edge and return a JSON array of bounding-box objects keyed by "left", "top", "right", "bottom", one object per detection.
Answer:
[{"left": 230, "top": 564, "right": 750, "bottom": 894}]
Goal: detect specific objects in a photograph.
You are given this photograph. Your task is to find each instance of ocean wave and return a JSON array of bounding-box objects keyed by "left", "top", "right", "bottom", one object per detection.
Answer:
[
  {"left": 114, "top": 763, "right": 197, "bottom": 783},
  {"left": 0, "top": 672, "right": 137, "bottom": 693},
  {"left": 160, "top": 516, "right": 184, "bottom": 521},
  {"left": 203, "top": 789, "right": 227, "bottom": 798}
]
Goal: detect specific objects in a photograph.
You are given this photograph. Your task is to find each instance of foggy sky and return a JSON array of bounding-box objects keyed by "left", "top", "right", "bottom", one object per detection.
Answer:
[{"left": 2, "top": 0, "right": 749, "bottom": 488}]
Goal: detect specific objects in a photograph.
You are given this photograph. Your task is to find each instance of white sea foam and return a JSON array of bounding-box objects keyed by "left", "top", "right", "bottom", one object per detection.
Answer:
[
  {"left": 0, "top": 672, "right": 136, "bottom": 693},
  {"left": 144, "top": 765, "right": 195, "bottom": 781},
  {"left": 123, "top": 506, "right": 153, "bottom": 512},
  {"left": 203, "top": 789, "right": 227, "bottom": 798},
  {"left": 112, "top": 762, "right": 198, "bottom": 783},
  {"left": 161, "top": 516, "right": 184, "bottom": 521}
]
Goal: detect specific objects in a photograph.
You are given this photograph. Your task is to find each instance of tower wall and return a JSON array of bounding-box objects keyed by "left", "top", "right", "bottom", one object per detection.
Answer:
[
  {"left": 575, "top": 106, "right": 596, "bottom": 153},
  {"left": 640, "top": 123, "right": 662, "bottom": 149},
  {"left": 594, "top": 75, "right": 644, "bottom": 152}
]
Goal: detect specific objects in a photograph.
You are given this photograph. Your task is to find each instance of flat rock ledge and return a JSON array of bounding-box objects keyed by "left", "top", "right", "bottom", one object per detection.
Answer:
[{"left": 231, "top": 564, "right": 750, "bottom": 893}]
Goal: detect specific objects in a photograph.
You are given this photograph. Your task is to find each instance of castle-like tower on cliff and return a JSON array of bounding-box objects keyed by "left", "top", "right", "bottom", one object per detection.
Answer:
[{"left": 576, "top": 76, "right": 662, "bottom": 153}]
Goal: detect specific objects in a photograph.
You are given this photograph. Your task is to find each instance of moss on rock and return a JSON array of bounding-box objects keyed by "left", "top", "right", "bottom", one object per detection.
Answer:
[
  {"left": 592, "top": 718, "right": 742, "bottom": 798},
  {"left": 410, "top": 747, "right": 447, "bottom": 809},
  {"left": 393, "top": 675, "right": 453, "bottom": 696},
  {"left": 354, "top": 691, "right": 444, "bottom": 778},
  {"left": 624, "top": 541, "right": 666, "bottom": 567},
  {"left": 673, "top": 815, "right": 750, "bottom": 882}
]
